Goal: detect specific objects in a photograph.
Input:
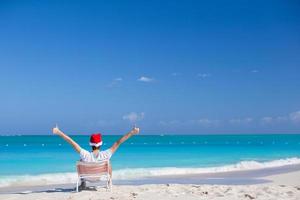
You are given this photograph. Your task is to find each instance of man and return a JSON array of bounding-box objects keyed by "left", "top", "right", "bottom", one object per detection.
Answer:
[{"left": 52, "top": 125, "right": 140, "bottom": 189}]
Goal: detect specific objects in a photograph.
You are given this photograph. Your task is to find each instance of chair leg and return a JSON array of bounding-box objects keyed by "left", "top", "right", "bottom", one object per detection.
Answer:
[
  {"left": 76, "top": 178, "right": 79, "bottom": 192},
  {"left": 108, "top": 164, "right": 112, "bottom": 191},
  {"left": 108, "top": 176, "right": 112, "bottom": 192}
]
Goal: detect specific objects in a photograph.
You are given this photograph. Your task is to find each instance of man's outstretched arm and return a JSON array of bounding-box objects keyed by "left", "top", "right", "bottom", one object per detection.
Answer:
[
  {"left": 110, "top": 127, "right": 139, "bottom": 154},
  {"left": 52, "top": 126, "right": 81, "bottom": 153}
]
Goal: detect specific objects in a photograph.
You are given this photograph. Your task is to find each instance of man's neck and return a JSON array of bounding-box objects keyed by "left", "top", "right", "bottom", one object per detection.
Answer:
[{"left": 92, "top": 149, "right": 100, "bottom": 154}]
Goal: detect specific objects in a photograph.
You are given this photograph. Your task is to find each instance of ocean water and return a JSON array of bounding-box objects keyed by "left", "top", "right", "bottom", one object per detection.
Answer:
[{"left": 1, "top": 134, "right": 300, "bottom": 187}]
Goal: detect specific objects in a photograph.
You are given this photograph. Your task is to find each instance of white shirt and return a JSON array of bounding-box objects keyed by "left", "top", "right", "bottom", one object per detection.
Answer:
[{"left": 80, "top": 148, "right": 112, "bottom": 162}]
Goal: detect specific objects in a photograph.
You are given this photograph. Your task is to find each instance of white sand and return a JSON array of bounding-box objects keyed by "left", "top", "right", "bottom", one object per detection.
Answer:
[
  {"left": 1, "top": 170, "right": 300, "bottom": 200},
  {"left": 265, "top": 170, "right": 300, "bottom": 186}
]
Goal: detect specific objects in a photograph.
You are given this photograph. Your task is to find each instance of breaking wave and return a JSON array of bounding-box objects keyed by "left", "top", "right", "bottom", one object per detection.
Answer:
[{"left": 1, "top": 157, "right": 300, "bottom": 187}]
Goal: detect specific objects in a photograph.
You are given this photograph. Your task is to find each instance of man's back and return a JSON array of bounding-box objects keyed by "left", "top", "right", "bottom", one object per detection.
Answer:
[{"left": 80, "top": 148, "right": 112, "bottom": 162}]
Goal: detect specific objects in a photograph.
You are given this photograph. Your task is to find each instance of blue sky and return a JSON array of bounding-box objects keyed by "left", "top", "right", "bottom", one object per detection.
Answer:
[{"left": 0, "top": 0, "right": 300, "bottom": 134}]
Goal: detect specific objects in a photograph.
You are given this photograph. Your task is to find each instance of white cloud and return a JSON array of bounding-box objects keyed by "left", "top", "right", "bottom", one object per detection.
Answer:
[
  {"left": 229, "top": 118, "right": 253, "bottom": 125},
  {"left": 171, "top": 72, "right": 180, "bottom": 76},
  {"left": 137, "top": 76, "right": 154, "bottom": 82},
  {"left": 196, "top": 119, "right": 220, "bottom": 127},
  {"left": 251, "top": 70, "right": 259, "bottom": 73},
  {"left": 290, "top": 111, "right": 300, "bottom": 124},
  {"left": 97, "top": 120, "right": 107, "bottom": 126},
  {"left": 114, "top": 78, "right": 123, "bottom": 81},
  {"left": 159, "top": 120, "right": 181, "bottom": 126},
  {"left": 261, "top": 117, "right": 273, "bottom": 124},
  {"left": 275, "top": 116, "right": 288, "bottom": 122},
  {"left": 160, "top": 119, "right": 220, "bottom": 127},
  {"left": 261, "top": 116, "right": 289, "bottom": 125},
  {"left": 123, "top": 112, "right": 145, "bottom": 123},
  {"left": 107, "top": 77, "right": 123, "bottom": 87},
  {"left": 159, "top": 110, "right": 300, "bottom": 129},
  {"left": 197, "top": 73, "right": 211, "bottom": 79}
]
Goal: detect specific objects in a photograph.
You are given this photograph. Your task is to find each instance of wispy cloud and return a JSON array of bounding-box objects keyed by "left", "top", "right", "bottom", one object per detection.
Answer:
[
  {"left": 197, "top": 73, "right": 211, "bottom": 79},
  {"left": 195, "top": 119, "right": 220, "bottom": 127},
  {"left": 123, "top": 112, "right": 145, "bottom": 123},
  {"left": 290, "top": 111, "right": 300, "bottom": 124},
  {"left": 229, "top": 118, "right": 253, "bottom": 125},
  {"left": 261, "top": 116, "right": 289, "bottom": 124},
  {"left": 107, "top": 77, "right": 123, "bottom": 87},
  {"left": 159, "top": 120, "right": 181, "bottom": 126},
  {"left": 159, "top": 119, "right": 220, "bottom": 127},
  {"left": 159, "top": 110, "right": 300, "bottom": 129},
  {"left": 261, "top": 117, "right": 273, "bottom": 124},
  {"left": 276, "top": 116, "right": 289, "bottom": 122},
  {"left": 171, "top": 72, "right": 181, "bottom": 77},
  {"left": 137, "top": 76, "right": 154, "bottom": 82},
  {"left": 114, "top": 78, "right": 123, "bottom": 81},
  {"left": 261, "top": 112, "right": 295, "bottom": 125},
  {"left": 251, "top": 69, "right": 259, "bottom": 73},
  {"left": 160, "top": 110, "right": 300, "bottom": 130}
]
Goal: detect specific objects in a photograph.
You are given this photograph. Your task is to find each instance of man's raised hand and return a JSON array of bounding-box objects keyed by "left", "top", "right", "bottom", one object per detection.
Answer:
[
  {"left": 131, "top": 126, "right": 140, "bottom": 135},
  {"left": 52, "top": 125, "right": 61, "bottom": 135}
]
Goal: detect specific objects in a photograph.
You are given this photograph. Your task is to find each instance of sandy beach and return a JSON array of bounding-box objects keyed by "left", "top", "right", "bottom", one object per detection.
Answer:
[{"left": 1, "top": 166, "right": 299, "bottom": 200}]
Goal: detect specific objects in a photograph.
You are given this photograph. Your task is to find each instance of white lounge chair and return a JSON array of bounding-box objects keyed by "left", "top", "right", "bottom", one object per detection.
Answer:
[{"left": 76, "top": 160, "right": 112, "bottom": 192}]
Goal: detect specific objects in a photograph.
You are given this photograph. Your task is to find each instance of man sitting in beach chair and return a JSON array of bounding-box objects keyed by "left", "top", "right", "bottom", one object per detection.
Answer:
[{"left": 52, "top": 125, "right": 139, "bottom": 190}]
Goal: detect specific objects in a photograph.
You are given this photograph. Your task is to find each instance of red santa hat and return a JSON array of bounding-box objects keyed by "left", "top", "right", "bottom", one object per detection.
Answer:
[{"left": 89, "top": 133, "right": 103, "bottom": 147}]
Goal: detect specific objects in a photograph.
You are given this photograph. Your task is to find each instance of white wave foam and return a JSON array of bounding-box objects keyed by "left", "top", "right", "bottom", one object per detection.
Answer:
[
  {"left": 1, "top": 157, "right": 300, "bottom": 187},
  {"left": 113, "top": 157, "right": 300, "bottom": 180},
  {"left": 0, "top": 172, "right": 77, "bottom": 188}
]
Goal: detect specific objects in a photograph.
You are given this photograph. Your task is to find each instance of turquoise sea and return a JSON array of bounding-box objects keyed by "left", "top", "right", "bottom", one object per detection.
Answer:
[{"left": 1, "top": 134, "right": 300, "bottom": 187}]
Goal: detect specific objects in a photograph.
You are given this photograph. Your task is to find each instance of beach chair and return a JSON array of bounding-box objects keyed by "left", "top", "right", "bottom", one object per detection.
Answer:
[{"left": 76, "top": 160, "right": 112, "bottom": 192}]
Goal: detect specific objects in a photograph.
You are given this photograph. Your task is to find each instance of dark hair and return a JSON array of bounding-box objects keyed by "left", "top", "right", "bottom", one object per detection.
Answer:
[{"left": 92, "top": 146, "right": 100, "bottom": 151}]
